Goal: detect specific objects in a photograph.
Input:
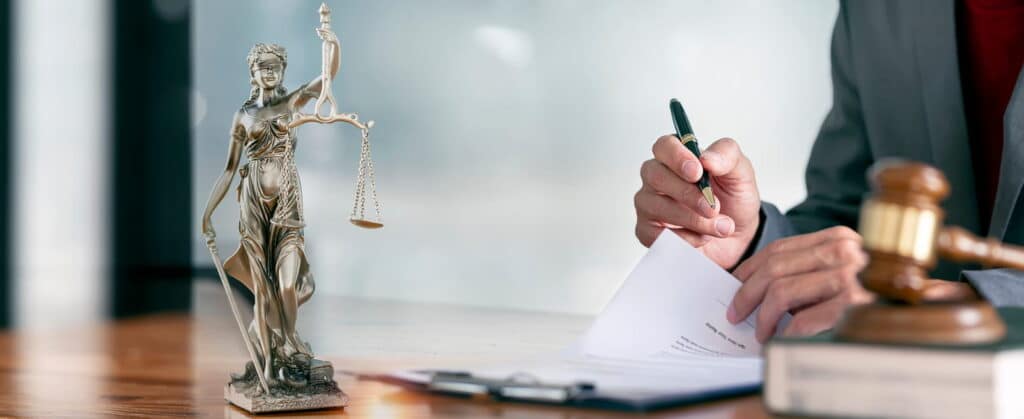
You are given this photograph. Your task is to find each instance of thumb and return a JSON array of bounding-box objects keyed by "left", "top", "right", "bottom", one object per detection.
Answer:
[
  {"left": 700, "top": 138, "right": 755, "bottom": 186},
  {"left": 698, "top": 138, "right": 759, "bottom": 231}
]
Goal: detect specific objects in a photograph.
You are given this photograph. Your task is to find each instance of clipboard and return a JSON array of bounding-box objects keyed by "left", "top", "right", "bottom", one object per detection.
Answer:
[
  {"left": 368, "top": 368, "right": 761, "bottom": 412},
  {"left": 362, "top": 231, "right": 772, "bottom": 412}
]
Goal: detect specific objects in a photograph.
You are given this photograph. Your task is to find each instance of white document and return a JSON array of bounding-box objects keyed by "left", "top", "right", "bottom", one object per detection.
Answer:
[
  {"left": 579, "top": 228, "right": 786, "bottom": 359},
  {"left": 391, "top": 229, "right": 785, "bottom": 401}
]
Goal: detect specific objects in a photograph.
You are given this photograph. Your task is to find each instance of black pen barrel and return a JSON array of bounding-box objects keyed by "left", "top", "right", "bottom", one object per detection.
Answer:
[{"left": 669, "top": 98, "right": 716, "bottom": 208}]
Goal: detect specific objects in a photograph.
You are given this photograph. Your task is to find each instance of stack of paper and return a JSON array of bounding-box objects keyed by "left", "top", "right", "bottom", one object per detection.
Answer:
[{"left": 386, "top": 230, "right": 785, "bottom": 409}]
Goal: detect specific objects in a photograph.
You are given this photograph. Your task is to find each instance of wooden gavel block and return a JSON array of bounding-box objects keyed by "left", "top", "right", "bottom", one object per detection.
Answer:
[{"left": 836, "top": 159, "right": 1023, "bottom": 345}]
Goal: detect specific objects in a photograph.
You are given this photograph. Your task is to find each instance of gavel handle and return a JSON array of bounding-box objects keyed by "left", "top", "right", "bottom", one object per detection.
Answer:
[{"left": 937, "top": 226, "right": 1024, "bottom": 270}]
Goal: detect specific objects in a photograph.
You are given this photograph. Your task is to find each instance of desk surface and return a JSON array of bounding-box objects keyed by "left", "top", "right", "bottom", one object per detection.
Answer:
[{"left": 0, "top": 281, "right": 769, "bottom": 418}]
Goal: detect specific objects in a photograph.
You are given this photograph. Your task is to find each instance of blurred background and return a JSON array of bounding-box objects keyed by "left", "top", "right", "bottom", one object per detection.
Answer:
[{"left": 2, "top": 0, "right": 838, "bottom": 330}]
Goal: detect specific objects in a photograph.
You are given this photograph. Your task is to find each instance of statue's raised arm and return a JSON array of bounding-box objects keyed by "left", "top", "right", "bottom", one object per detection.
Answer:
[
  {"left": 289, "top": 4, "right": 339, "bottom": 111},
  {"left": 289, "top": 3, "right": 373, "bottom": 131}
]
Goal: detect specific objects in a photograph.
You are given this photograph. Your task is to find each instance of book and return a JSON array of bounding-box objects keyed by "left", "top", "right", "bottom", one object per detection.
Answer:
[{"left": 764, "top": 308, "right": 1024, "bottom": 419}]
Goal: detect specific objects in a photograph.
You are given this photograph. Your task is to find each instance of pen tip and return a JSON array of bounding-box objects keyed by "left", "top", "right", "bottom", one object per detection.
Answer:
[{"left": 701, "top": 187, "right": 716, "bottom": 209}]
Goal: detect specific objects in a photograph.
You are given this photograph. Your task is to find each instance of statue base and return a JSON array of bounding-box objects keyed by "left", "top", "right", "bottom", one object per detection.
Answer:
[{"left": 224, "top": 355, "right": 348, "bottom": 413}]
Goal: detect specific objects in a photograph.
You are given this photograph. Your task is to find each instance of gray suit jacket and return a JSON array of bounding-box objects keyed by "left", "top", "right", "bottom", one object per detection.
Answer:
[{"left": 753, "top": 0, "right": 1024, "bottom": 306}]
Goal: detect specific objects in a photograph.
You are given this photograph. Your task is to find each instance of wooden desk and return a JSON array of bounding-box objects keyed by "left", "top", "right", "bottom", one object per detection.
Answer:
[{"left": 0, "top": 280, "right": 769, "bottom": 418}]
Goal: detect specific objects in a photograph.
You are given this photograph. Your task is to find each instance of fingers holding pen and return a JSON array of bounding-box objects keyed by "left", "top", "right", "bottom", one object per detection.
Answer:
[
  {"left": 652, "top": 134, "right": 744, "bottom": 181},
  {"left": 653, "top": 135, "right": 757, "bottom": 201},
  {"left": 640, "top": 160, "right": 720, "bottom": 218},
  {"left": 641, "top": 133, "right": 749, "bottom": 247},
  {"left": 653, "top": 134, "right": 703, "bottom": 183},
  {"left": 634, "top": 183, "right": 735, "bottom": 238}
]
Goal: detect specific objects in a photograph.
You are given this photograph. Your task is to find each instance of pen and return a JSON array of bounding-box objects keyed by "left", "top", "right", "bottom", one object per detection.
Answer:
[{"left": 669, "top": 98, "right": 716, "bottom": 209}]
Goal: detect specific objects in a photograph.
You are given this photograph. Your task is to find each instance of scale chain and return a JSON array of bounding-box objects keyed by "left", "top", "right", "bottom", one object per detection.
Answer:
[
  {"left": 349, "top": 126, "right": 382, "bottom": 223},
  {"left": 366, "top": 134, "right": 382, "bottom": 220}
]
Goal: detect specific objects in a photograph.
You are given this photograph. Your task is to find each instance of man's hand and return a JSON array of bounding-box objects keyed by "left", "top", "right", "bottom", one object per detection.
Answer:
[
  {"left": 727, "top": 226, "right": 874, "bottom": 342},
  {"left": 635, "top": 135, "right": 762, "bottom": 269}
]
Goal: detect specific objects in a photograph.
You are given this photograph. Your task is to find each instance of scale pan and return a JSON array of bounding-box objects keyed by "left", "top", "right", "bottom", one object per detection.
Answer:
[{"left": 350, "top": 218, "right": 383, "bottom": 229}]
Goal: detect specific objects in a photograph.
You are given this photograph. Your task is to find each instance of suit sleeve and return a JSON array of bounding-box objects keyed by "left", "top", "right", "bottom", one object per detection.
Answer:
[
  {"left": 962, "top": 270, "right": 1024, "bottom": 307},
  {"left": 741, "top": 203, "right": 798, "bottom": 257},
  {"left": 740, "top": 1, "right": 874, "bottom": 258}
]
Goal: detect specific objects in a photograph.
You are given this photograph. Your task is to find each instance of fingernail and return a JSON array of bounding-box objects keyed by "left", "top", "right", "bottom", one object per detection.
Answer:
[
  {"left": 715, "top": 217, "right": 734, "bottom": 236},
  {"left": 682, "top": 160, "right": 700, "bottom": 180},
  {"left": 698, "top": 197, "right": 712, "bottom": 216},
  {"left": 703, "top": 151, "right": 721, "bottom": 167},
  {"left": 726, "top": 304, "right": 738, "bottom": 324}
]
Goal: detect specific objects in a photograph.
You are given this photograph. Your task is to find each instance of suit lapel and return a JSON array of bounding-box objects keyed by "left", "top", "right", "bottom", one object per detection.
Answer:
[
  {"left": 990, "top": 69, "right": 1024, "bottom": 239},
  {"left": 909, "top": 0, "right": 982, "bottom": 234}
]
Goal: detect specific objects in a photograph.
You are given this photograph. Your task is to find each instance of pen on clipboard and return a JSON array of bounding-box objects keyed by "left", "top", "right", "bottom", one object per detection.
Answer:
[
  {"left": 669, "top": 98, "right": 716, "bottom": 209},
  {"left": 425, "top": 370, "right": 596, "bottom": 403}
]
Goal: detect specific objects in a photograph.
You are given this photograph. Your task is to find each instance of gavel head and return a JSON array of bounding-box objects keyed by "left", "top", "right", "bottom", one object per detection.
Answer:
[{"left": 858, "top": 159, "right": 950, "bottom": 303}]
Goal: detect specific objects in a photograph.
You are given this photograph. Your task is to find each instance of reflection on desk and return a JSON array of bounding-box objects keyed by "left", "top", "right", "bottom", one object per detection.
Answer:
[{"left": 0, "top": 279, "right": 768, "bottom": 418}]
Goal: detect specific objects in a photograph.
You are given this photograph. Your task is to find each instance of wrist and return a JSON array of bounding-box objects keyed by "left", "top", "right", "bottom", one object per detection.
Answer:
[{"left": 728, "top": 208, "right": 765, "bottom": 272}]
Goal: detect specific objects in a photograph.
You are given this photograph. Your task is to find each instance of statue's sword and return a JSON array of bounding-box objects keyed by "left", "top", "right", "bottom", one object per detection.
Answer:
[{"left": 205, "top": 234, "right": 271, "bottom": 394}]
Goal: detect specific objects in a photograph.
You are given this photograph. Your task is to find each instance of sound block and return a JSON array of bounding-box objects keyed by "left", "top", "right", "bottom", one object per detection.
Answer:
[{"left": 835, "top": 301, "right": 1006, "bottom": 346}]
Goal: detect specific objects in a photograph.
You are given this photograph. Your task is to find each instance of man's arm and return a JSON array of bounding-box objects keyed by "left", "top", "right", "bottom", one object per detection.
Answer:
[
  {"left": 749, "top": 2, "right": 1024, "bottom": 307},
  {"left": 635, "top": 1, "right": 883, "bottom": 338},
  {"left": 742, "top": 1, "right": 874, "bottom": 259}
]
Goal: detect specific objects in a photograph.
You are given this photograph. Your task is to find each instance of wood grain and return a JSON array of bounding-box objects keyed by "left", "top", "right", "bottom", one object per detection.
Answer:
[{"left": 0, "top": 280, "right": 769, "bottom": 418}]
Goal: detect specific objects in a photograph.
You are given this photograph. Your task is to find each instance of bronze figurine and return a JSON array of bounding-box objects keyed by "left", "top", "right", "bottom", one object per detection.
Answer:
[{"left": 201, "top": 2, "right": 381, "bottom": 413}]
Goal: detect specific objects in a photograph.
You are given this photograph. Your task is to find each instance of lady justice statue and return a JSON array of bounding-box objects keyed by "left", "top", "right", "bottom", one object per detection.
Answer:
[{"left": 201, "top": 3, "right": 382, "bottom": 413}]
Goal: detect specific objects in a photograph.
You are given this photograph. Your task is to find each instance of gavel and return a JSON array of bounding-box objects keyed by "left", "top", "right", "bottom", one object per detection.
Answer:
[
  {"left": 857, "top": 160, "right": 1024, "bottom": 303},
  {"left": 837, "top": 159, "right": 1024, "bottom": 345}
]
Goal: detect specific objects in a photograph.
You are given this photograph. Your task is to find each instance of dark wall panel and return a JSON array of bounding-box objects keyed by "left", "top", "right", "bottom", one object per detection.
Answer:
[
  {"left": 110, "top": 0, "right": 193, "bottom": 316},
  {"left": 0, "top": 0, "right": 11, "bottom": 327}
]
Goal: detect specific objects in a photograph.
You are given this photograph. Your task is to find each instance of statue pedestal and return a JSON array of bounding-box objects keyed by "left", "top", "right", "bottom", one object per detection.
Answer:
[
  {"left": 224, "top": 358, "right": 348, "bottom": 413},
  {"left": 224, "top": 383, "right": 348, "bottom": 413}
]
